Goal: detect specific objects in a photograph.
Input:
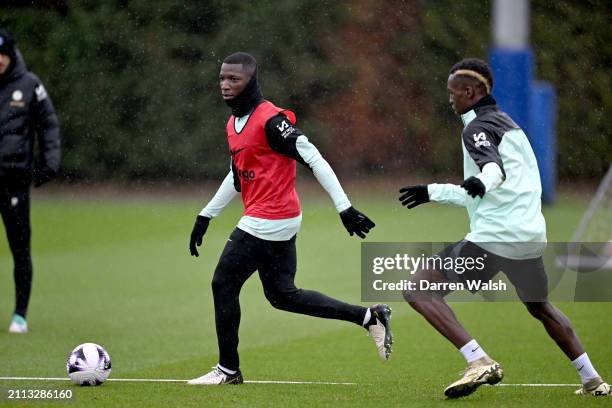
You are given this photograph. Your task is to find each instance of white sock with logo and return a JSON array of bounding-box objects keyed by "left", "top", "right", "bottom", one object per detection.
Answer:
[
  {"left": 217, "top": 364, "right": 237, "bottom": 375},
  {"left": 362, "top": 308, "right": 372, "bottom": 327},
  {"left": 459, "top": 339, "right": 487, "bottom": 363},
  {"left": 571, "top": 352, "right": 599, "bottom": 384}
]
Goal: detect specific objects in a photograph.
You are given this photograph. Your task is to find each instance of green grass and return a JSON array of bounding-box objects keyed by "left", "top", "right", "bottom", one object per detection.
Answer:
[{"left": 0, "top": 187, "right": 610, "bottom": 407}]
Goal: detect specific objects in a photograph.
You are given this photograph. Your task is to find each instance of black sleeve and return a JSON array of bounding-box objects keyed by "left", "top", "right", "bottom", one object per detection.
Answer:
[
  {"left": 31, "top": 80, "right": 61, "bottom": 174},
  {"left": 462, "top": 124, "right": 505, "bottom": 177},
  {"left": 264, "top": 114, "right": 308, "bottom": 167}
]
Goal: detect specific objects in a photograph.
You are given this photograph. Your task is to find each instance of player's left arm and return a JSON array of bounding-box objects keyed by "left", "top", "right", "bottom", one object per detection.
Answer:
[
  {"left": 461, "top": 125, "right": 506, "bottom": 198},
  {"left": 31, "top": 78, "right": 61, "bottom": 187},
  {"left": 265, "top": 114, "right": 375, "bottom": 238}
]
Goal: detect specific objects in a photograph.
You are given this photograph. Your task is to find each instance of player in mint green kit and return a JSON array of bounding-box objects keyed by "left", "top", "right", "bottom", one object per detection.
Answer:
[{"left": 399, "top": 58, "right": 610, "bottom": 399}]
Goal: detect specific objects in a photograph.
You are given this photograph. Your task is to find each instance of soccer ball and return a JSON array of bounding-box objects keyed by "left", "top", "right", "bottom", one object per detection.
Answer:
[{"left": 66, "top": 343, "right": 112, "bottom": 386}]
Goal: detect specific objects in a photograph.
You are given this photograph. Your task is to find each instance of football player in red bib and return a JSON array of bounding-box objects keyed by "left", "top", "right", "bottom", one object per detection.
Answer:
[{"left": 187, "top": 52, "right": 392, "bottom": 385}]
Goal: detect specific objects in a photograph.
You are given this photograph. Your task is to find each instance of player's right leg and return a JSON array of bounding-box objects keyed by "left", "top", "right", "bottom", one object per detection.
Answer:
[
  {"left": 403, "top": 241, "right": 503, "bottom": 398},
  {"left": 1, "top": 186, "right": 32, "bottom": 334},
  {"left": 403, "top": 267, "right": 503, "bottom": 398},
  {"left": 188, "top": 228, "right": 258, "bottom": 385}
]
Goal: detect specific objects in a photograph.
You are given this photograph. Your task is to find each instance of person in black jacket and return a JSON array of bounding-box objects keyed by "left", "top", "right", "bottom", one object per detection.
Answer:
[{"left": 0, "top": 28, "right": 60, "bottom": 334}]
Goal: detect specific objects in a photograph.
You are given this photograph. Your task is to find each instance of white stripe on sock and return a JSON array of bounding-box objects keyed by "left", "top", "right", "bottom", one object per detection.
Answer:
[
  {"left": 362, "top": 308, "right": 372, "bottom": 327},
  {"left": 217, "top": 364, "right": 237, "bottom": 375}
]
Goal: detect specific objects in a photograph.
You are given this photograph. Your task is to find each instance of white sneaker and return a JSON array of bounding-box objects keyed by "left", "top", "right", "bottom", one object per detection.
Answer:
[
  {"left": 187, "top": 366, "right": 243, "bottom": 385},
  {"left": 444, "top": 358, "right": 503, "bottom": 398},
  {"left": 8, "top": 314, "right": 28, "bottom": 334},
  {"left": 575, "top": 378, "right": 611, "bottom": 396},
  {"left": 367, "top": 304, "right": 393, "bottom": 361}
]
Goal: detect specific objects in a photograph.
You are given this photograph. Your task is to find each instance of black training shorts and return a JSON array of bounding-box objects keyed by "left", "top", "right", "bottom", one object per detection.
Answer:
[{"left": 435, "top": 240, "right": 549, "bottom": 302}]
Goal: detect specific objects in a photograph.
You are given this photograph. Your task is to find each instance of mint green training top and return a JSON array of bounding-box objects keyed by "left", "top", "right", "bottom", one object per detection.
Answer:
[{"left": 428, "top": 95, "right": 547, "bottom": 259}]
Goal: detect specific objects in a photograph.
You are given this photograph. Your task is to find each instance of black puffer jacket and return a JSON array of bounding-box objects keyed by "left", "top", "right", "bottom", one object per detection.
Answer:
[{"left": 0, "top": 49, "right": 60, "bottom": 186}]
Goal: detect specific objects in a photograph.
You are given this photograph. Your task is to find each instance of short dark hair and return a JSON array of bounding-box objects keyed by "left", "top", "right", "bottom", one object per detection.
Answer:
[
  {"left": 223, "top": 52, "right": 257, "bottom": 75},
  {"left": 449, "top": 58, "right": 493, "bottom": 94}
]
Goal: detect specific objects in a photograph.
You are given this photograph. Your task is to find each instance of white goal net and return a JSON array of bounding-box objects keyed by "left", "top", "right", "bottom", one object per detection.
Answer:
[
  {"left": 572, "top": 164, "right": 612, "bottom": 243},
  {"left": 558, "top": 164, "right": 612, "bottom": 272}
]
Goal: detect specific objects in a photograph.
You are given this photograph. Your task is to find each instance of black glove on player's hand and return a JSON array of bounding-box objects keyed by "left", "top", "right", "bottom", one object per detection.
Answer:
[
  {"left": 189, "top": 215, "right": 210, "bottom": 257},
  {"left": 461, "top": 176, "right": 486, "bottom": 198},
  {"left": 340, "top": 206, "right": 375, "bottom": 239},
  {"left": 33, "top": 166, "right": 56, "bottom": 188},
  {"left": 399, "top": 185, "right": 430, "bottom": 209}
]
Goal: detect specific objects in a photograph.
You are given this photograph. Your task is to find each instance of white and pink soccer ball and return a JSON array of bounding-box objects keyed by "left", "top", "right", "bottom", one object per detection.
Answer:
[{"left": 66, "top": 343, "right": 112, "bottom": 386}]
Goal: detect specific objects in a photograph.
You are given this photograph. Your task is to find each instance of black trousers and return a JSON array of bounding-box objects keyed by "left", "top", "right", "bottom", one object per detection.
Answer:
[
  {"left": 0, "top": 185, "right": 32, "bottom": 318},
  {"left": 212, "top": 228, "right": 367, "bottom": 371}
]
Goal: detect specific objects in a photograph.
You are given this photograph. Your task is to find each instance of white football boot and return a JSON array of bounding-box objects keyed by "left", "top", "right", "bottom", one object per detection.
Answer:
[
  {"left": 444, "top": 357, "right": 503, "bottom": 398},
  {"left": 367, "top": 304, "right": 393, "bottom": 361},
  {"left": 8, "top": 314, "right": 28, "bottom": 334},
  {"left": 575, "top": 377, "right": 611, "bottom": 396},
  {"left": 187, "top": 366, "right": 243, "bottom": 385}
]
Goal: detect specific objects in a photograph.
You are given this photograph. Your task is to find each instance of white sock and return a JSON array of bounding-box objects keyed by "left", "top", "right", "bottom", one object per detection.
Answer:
[
  {"left": 362, "top": 308, "right": 372, "bottom": 327},
  {"left": 217, "top": 364, "right": 236, "bottom": 375},
  {"left": 459, "top": 339, "right": 487, "bottom": 363},
  {"left": 571, "top": 352, "right": 600, "bottom": 384}
]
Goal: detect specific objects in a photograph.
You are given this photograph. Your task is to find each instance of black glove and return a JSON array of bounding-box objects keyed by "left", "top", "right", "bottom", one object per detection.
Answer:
[
  {"left": 399, "top": 185, "right": 430, "bottom": 209},
  {"left": 33, "top": 166, "right": 56, "bottom": 188},
  {"left": 339, "top": 206, "right": 375, "bottom": 239},
  {"left": 189, "top": 215, "right": 210, "bottom": 257},
  {"left": 461, "top": 176, "right": 486, "bottom": 198}
]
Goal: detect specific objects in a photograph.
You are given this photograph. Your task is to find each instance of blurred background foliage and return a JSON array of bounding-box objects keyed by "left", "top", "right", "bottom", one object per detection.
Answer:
[{"left": 1, "top": 0, "right": 609, "bottom": 182}]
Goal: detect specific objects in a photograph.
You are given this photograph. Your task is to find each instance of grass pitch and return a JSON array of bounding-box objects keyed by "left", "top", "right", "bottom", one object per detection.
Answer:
[{"left": 0, "top": 186, "right": 610, "bottom": 407}]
